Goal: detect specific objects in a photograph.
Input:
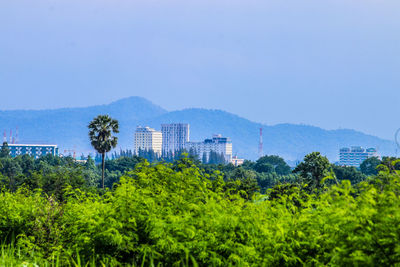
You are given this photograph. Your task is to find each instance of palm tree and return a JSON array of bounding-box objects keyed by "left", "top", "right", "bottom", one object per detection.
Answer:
[{"left": 88, "top": 115, "right": 119, "bottom": 189}]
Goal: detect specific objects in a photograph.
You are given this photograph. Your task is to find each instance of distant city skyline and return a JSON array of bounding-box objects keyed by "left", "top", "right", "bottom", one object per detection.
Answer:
[
  {"left": 0, "top": 96, "right": 396, "bottom": 161},
  {"left": 1, "top": 0, "right": 399, "bottom": 140}
]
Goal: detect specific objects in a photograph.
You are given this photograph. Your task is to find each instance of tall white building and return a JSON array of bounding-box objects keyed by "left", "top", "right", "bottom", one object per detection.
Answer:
[
  {"left": 339, "top": 146, "right": 379, "bottom": 167},
  {"left": 161, "top": 123, "right": 190, "bottom": 155},
  {"left": 134, "top": 126, "right": 162, "bottom": 156},
  {"left": 186, "top": 134, "right": 233, "bottom": 163}
]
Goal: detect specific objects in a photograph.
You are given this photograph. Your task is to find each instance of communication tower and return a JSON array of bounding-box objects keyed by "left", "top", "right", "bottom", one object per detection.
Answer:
[
  {"left": 395, "top": 128, "right": 400, "bottom": 157},
  {"left": 258, "top": 128, "right": 264, "bottom": 159}
]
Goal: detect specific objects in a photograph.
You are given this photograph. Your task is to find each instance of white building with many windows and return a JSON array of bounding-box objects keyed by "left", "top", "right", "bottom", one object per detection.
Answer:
[
  {"left": 161, "top": 123, "right": 190, "bottom": 155},
  {"left": 339, "top": 146, "right": 379, "bottom": 167},
  {"left": 134, "top": 126, "right": 162, "bottom": 156},
  {"left": 186, "top": 134, "right": 233, "bottom": 163}
]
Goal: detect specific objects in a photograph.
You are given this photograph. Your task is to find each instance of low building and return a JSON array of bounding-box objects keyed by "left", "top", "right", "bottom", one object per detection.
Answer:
[
  {"left": 186, "top": 134, "right": 233, "bottom": 163},
  {"left": 1, "top": 144, "right": 59, "bottom": 158},
  {"left": 231, "top": 156, "right": 244, "bottom": 166},
  {"left": 339, "top": 146, "right": 379, "bottom": 167},
  {"left": 134, "top": 126, "right": 162, "bottom": 156}
]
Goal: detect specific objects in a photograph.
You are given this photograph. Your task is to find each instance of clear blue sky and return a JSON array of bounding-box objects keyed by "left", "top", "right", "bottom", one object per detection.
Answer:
[{"left": 0, "top": 0, "right": 399, "bottom": 140}]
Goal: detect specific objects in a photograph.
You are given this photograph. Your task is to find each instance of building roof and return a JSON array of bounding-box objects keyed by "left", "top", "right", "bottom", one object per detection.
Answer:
[{"left": 3, "top": 144, "right": 58, "bottom": 147}]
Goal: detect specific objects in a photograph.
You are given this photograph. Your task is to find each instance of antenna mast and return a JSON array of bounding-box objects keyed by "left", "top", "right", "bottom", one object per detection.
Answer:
[
  {"left": 15, "top": 126, "right": 19, "bottom": 144},
  {"left": 258, "top": 128, "right": 264, "bottom": 159}
]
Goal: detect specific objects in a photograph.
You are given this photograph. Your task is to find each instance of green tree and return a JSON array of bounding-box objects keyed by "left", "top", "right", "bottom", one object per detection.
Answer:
[
  {"left": 112, "top": 156, "right": 141, "bottom": 173},
  {"left": 293, "top": 152, "right": 333, "bottom": 191},
  {"left": 202, "top": 152, "right": 207, "bottom": 164},
  {"left": 0, "top": 142, "right": 11, "bottom": 158},
  {"left": 208, "top": 151, "right": 217, "bottom": 164},
  {"left": 0, "top": 158, "right": 22, "bottom": 191},
  {"left": 254, "top": 162, "right": 274, "bottom": 173},
  {"left": 39, "top": 166, "right": 86, "bottom": 201},
  {"left": 88, "top": 115, "right": 119, "bottom": 189},
  {"left": 378, "top": 156, "right": 400, "bottom": 173},
  {"left": 226, "top": 167, "right": 259, "bottom": 200},
  {"left": 83, "top": 155, "right": 99, "bottom": 187},
  {"left": 15, "top": 154, "right": 35, "bottom": 176},
  {"left": 332, "top": 164, "right": 366, "bottom": 184},
  {"left": 255, "top": 155, "right": 291, "bottom": 175},
  {"left": 360, "top": 157, "right": 381, "bottom": 176},
  {"left": 256, "top": 172, "right": 299, "bottom": 192},
  {"left": 241, "top": 159, "right": 256, "bottom": 170}
]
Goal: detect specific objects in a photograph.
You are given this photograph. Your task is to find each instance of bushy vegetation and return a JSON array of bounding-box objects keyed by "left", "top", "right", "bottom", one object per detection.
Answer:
[{"left": 1, "top": 147, "right": 400, "bottom": 266}]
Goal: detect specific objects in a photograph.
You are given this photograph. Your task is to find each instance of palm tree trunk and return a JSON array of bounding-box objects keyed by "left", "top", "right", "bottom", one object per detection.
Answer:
[{"left": 102, "top": 152, "right": 105, "bottom": 189}]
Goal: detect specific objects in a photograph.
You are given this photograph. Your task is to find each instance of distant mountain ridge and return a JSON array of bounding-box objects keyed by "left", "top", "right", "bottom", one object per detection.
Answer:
[{"left": 0, "top": 96, "right": 396, "bottom": 161}]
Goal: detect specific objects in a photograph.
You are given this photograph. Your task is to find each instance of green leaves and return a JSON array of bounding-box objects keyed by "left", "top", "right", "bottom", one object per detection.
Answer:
[
  {"left": 2, "top": 158, "right": 400, "bottom": 265},
  {"left": 294, "top": 152, "right": 332, "bottom": 192},
  {"left": 0, "top": 142, "right": 11, "bottom": 158}
]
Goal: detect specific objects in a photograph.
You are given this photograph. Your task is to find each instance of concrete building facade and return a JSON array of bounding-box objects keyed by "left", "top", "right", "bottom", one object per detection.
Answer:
[
  {"left": 161, "top": 123, "right": 190, "bottom": 155},
  {"left": 339, "top": 146, "right": 379, "bottom": 167},
  {"left": 186, "top": 134, "right": 232, "bottom": 163},
  {"left": 134, "top": 126, "right": 162, "bottom": 156}
]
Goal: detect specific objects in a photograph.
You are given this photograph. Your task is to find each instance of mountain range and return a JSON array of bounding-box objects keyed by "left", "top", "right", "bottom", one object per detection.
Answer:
[{"left": 0, "top": 96, "right": 396, "bottom": 162}]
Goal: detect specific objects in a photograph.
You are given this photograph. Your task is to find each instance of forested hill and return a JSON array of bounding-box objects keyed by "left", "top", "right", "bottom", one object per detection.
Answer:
[{"left": 0, "top": 96, "right": 395, "bottom": 161}]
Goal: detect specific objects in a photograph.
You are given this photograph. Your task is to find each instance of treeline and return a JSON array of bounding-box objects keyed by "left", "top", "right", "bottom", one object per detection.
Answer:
[
  {"left": 0, "top": 142, "right": 394, "bottom": 198},
  {"left": 106, "top": 148, "right": 228, "bottom": 165},
  {"left": 2, "top": 140, "right": 400, "bottom": 265},
  {"left": 1, "top": 154, "right": 400, "bottom": 265}
]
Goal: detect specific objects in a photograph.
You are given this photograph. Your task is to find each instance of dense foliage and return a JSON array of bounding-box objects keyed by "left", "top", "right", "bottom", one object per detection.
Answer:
[{"left": 1, "top": 151, "right": 400, "bottom": 266}]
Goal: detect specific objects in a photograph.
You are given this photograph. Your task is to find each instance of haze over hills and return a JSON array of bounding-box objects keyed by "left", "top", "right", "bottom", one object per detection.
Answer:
[{"left": 0, "top": 96, "right": 396, "bottom": 162}]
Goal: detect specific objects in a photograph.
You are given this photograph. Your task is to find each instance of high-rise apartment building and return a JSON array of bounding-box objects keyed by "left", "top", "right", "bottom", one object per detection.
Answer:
[
  {"left": 161, "top": 123, "right": 190, "bottom": 155},
  {"left": 134, "top": 126, "right": 162, "bottom": 156},
  {"left": 186, "top": 134, "right": 232, "bottom": 163},
  {"left": 339, "top": 146, "right": 379, "bottom": 167}
]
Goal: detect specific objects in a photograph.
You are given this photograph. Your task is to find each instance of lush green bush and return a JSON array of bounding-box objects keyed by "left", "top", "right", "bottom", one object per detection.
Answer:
[{"left": 1, "top": 157, "right": 400, "bottom": 266}]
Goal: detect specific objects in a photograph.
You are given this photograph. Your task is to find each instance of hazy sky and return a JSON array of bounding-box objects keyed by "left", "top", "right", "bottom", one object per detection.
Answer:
[{"left": 1, "top": 0, "right": 399, "bottom": 140}]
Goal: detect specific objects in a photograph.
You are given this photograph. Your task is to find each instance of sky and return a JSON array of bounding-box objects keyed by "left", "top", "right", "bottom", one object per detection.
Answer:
[{"left": 0, "top": 0, "right": 399, "bottom": 140}]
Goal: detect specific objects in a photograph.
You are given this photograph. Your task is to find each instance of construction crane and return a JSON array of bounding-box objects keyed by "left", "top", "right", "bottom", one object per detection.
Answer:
[{"left": 63, "top": 149, "right": 77, "bottom": 159}]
